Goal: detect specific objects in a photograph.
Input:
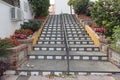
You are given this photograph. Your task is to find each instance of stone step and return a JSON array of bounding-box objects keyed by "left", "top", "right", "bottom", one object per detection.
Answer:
[
  {"left": 33, "top": 44, "right": 65, "bottom": 51},
  {"left": 16, "top": 76, "right": 30, "bottom": 80},
  {"left": 65, "top": 24, "right": 82, "bottom": 26},
  {"left": 69, "top": 45, "right": 100, "bottom": 51},
  {"left": 39, "top": 37, "right": 91, "bottom": 40},
  {"left": 28, "top": 51, "right": 108, "bottom": 61},
  {"left": 39, "top": 36, "right": 91, "bottom": 40},
  {"left": 37, "top": 40, "right": 64, "bottom": 45},
  {"left": 17, "top": 60, "right": 120, "bottom": 75},
  {"left": 37, "top": 41, "right": 94, "bottom": 45},
  {"left": 39, "top": 37, "right": 64, "bottom": 40},
  {"left": 33, "top": 44, "right": 99, "bottom": 51},
  {"left": 67, "top": 37, "right": 91, "bottom": 40},
  {"left": 40, "top": 34, "right": 89, "bottom": 38},
  {"left": 40, "top": 33, "right": 64, "bottom": 36},
  {"left": 67, "top": 34, "right": 89, "bottom": 37},
  {"left": 44, "top": 26, "right": 62, "bottom": 28},
  {"left": 68, "top": 40, "right": 94, "bottom": 45},
  {"left": 43, "top": 29, "right": 63, "bottom": 32},
  {"left": 44, "top": 24, "right": 62, "bottom": 26}
]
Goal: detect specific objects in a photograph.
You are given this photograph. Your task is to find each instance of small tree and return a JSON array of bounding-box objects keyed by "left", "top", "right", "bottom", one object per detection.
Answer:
[
  {"left": 29, "top": 0, "right": 50, "bottom": 17},
  {"left": 68, "top": 0, "right": 89, "bottom": 14}
]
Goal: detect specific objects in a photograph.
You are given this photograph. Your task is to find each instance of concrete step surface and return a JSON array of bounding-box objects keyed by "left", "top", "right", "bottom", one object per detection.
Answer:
[
  {"left": 17, "top": 60, "right": 120, "bottom": 75},
  {"left": 5, "top": 75, "right": 119, "bottom": 80},
  {"left": 28, "top": 51, "right": 108, "bottom": 61}
]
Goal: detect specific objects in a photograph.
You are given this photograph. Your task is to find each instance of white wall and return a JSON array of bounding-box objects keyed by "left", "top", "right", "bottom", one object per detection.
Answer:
[
  {"left": 55, "top": 0, "right": 74, "bottom": 14},
  {"left": 0, "top": 0, "right": 33, "bottom": 39},
  {"left": 0, "top": 1, "right": 21, "bottom": 38},
  {"left": 19, "top": 0, "right": 33, "bottom": 20}
]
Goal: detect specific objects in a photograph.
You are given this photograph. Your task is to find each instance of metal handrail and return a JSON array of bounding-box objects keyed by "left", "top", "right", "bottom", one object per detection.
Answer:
[{"left": 61, "top": 14, "right": 70, "bottom": 74}]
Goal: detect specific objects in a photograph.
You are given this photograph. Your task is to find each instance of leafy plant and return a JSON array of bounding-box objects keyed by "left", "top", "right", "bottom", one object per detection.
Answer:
[
  {"left": 29, "top": 0, "right": 50, "bottom": 17},
  {"left": 0, "top": 37, "right": 19, "bottom": 49},
  {"left": 15, "top": 29, "right": 33, "bottom": 36},
  {"left": 0, "top": 37, "right": 19, "bottom": 57},
  {"left": 112, "top": 25, "right": 120, "bottom": 41},
  {"left": 91, "top": 0, "right": 120, "bottom": 37},
  {"left": 21, "top": 20, "right": 42, "bottom": 32}
]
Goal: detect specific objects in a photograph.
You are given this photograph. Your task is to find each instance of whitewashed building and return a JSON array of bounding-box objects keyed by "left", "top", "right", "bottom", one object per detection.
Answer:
[{"left": 0, "top": 0, "right": 33, "bottom": 38}]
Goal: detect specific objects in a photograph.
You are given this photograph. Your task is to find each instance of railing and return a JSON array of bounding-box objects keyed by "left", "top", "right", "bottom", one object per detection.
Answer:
[
  {"left": 85, "top": 25, "right": 100, "bottom": 46},
  {"left": 32, "top": 16, "right": 48, "bottom": 46},
  {"left": 61, "top": 14, "right": 70, "bottom": 74}
]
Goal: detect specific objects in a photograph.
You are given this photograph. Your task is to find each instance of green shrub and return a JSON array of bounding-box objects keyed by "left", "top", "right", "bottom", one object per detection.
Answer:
[
  {"left": 112, "top": 25, "right": 120, "bottom": 41},
  {"left": 21, "top": 20, "right": 42, "bottom": 32},
  {"left": 91, "top": 0, "right": 120, "bottom": 37}
]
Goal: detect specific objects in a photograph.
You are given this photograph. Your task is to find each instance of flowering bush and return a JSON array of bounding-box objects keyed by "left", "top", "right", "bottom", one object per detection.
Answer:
[
  {"left": 13, "top": 29, "right": 33, "bottom": 39},
  {"left": 12, "top": 34, "right": 27, "bottom": 39},
  {"left": 0, "top": 37, "right": 19, "bottom": 48},
  {"left": 94, "top": 27, "right": 106, "bottom": 34}
]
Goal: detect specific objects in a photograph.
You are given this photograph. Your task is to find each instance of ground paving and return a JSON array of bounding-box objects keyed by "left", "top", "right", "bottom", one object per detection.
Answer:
[
  {"left": 5, "top": 75, "right": 117, "bottom": 80},
  {"left": 18, "top": 60, "right": 120, "bottom": 73}
]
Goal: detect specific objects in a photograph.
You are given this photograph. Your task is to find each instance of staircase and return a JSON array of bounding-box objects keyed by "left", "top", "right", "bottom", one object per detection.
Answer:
[{"left": 17, "top": 14, "right": 120, "bottom": 76}]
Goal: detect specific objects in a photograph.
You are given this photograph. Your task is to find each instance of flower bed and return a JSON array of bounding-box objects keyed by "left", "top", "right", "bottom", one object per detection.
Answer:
[
  {"left": 12, "top": 29, "right": 33, "bottom": 39},
  {"left": 0, "top": 37, "right": 28, "bottom": 70}
]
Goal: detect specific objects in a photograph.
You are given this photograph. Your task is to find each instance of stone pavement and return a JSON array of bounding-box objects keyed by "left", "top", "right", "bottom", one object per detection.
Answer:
[{"left": 5, "top": 75, "right": 118, "bottom": 80}]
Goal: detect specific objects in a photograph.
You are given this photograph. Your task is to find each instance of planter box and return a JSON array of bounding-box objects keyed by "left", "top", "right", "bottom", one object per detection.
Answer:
[
  {"left": 8, "top": 44, "right": 28, "bottom": 70},
  {"left": 100, "top": 43, "right": 109, "bottom": 54},
  {"left": 99, "top": 38, "right": 111, "bottom": 54},
  {"left": 108, "top": 48, "right": 120, "bottom": 67},
  {"left": 17, "top": 32, "right": 37, "bottom": 53},
  {"left": 18, "top": 38, "right": 33, "bottom": 53}
]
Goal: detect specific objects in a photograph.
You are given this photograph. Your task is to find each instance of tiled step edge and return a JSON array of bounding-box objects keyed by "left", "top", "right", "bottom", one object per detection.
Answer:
[
  {"left": 28, "top": 55, "right": 108, "bottom": 61},
  {"left": 16, "top": 71, "right": 119, "bottom": 76}
]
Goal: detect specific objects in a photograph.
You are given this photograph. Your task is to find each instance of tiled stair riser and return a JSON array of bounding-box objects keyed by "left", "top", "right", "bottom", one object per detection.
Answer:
[
  {"left": 28, "top": 55, "right": 108, "bottom": 61},
  {"left": 17, "top": 71, "right": 114, "bottom": 76}
]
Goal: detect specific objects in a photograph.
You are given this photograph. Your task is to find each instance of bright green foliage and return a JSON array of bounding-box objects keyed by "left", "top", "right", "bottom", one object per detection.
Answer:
[
  {"left": 29, "top": 0, "right": 50, "bottom": 17},
  {"left": 112, "top": 25, "right": 120, "bottom": 41},
  {"left": 91, "top": 0, "right": 120, "bottom": 37}
]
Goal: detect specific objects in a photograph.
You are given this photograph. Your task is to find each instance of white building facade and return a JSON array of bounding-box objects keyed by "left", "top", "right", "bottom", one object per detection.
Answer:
[{"left": 0, "top": 0, "right": 33, "bottom": 39}]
